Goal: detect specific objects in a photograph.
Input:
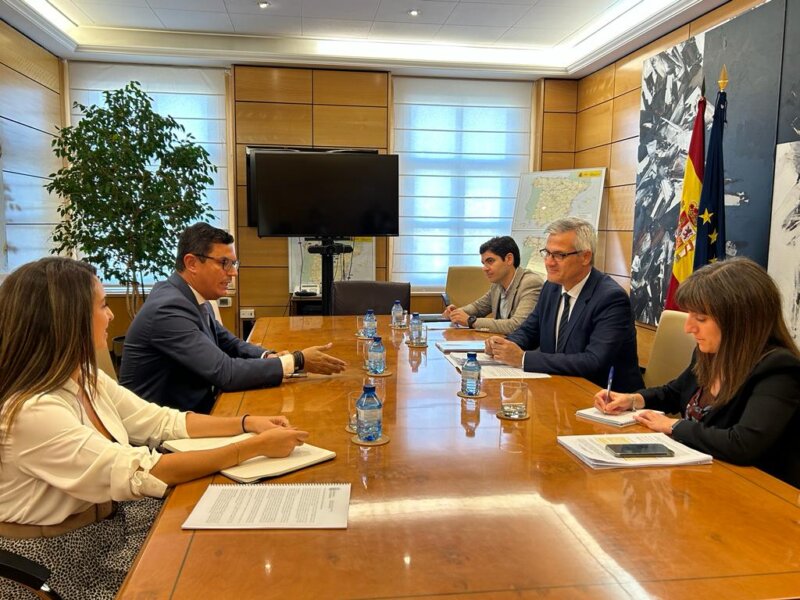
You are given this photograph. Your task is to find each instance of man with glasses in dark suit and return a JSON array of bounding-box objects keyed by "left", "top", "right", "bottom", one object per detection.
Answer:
[
  {"left": 120, "top": 223, "right": 346, "bottom": 413},
  {"left": 486, "top": 217, "right": 643, "bottom": 392}
]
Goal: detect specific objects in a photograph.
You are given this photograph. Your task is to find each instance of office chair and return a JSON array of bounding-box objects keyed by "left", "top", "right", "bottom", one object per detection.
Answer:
[
  {"left": 642, "top": 309, "right": 696, "bottom": 387},
  {"left": 441, "top": 266, "right": 490, "bottom": 309},
  {"left": 0, "top": 549, "right": 63, "bottom": 599},
  {"left": 331, "top": 281, "right": 411, "bottom": 315}
]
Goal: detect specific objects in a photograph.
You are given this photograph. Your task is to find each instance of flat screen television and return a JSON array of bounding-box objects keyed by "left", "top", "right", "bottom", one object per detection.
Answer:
[{"left": 247, "top": 149, "right": 399, "bottom": 238}]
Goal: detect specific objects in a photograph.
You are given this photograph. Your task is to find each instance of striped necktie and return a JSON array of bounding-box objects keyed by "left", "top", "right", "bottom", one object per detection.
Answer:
[{"left": 556, "top": 292, "right": 571, "bottom": 352}]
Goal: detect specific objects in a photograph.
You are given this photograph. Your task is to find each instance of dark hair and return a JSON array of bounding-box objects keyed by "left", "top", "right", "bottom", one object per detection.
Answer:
[
  {"left": 675, "top": 257, "right": 800, "bottom": 406},
  {"left": 479, "top": 236, "right": 520, "bottom": 268},
  {"left": 0, "top": 257, "right": 98, "bottom": 440},
  {"left": 175, "top": 223, "right": 234, "bottom": 271}
]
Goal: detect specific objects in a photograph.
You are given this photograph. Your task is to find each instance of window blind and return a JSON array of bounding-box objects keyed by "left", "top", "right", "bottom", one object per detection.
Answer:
[{"left": 391, "top": 77, "right": 532, "bottom": 289}]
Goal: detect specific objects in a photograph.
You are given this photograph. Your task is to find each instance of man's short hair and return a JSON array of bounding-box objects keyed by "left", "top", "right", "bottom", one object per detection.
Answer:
[
  {"left": 479, "top": 236, "right": 520, "bottom": 268},
  {"left": 545, "top": 217, "right": 596, "bottom": 265},
  {"left": 176, "top": 223, "right": 235, "bottom": 271}
]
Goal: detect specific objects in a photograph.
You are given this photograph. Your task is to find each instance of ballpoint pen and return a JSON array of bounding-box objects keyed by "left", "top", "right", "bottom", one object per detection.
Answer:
[{"left": 605, "top": 366, "right": 615, "bottom": 411}]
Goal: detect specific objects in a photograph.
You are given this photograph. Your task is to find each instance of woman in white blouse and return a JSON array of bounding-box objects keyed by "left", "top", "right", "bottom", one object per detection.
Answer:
[{"left": 0, "top": 257, "right": 308, "bottom": 599}]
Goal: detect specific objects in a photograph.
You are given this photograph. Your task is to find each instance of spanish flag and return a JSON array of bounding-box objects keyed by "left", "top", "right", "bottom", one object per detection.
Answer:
[{"left": 664, "top": 96, "right": 706, "bottom": 311}]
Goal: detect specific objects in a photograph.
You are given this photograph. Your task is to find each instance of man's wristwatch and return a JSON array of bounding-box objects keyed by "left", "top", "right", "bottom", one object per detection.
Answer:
[{"left": 467, "top": 316, "right": 477, "bottom": 328}]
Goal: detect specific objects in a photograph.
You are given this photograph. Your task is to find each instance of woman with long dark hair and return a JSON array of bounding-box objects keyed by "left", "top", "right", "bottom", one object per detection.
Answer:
[{"left": 596, "top": 257, "right": 800, "bottom": 488}]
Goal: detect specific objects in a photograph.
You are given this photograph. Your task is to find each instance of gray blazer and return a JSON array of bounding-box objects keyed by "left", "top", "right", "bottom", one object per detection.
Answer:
[
  {"left": 461, "top": 267, "right": 544, "bottom": 334},
  {"left": 119, "top": 273, "right": 283, "bottom": 413}
]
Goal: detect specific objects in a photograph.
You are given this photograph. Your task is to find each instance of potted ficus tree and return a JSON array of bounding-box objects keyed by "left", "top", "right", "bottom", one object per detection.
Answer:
[{"left": 47, "top": 81, "right": 216, "bottom": 320}]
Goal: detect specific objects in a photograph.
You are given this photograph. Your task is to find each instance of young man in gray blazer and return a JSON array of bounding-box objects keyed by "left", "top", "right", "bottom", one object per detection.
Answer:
[
  {"left": 443, "top": 236, "right": 543, "bottom": 334},
  {"left": 120, "top": 223, "right": 346, "bottom": 413}
]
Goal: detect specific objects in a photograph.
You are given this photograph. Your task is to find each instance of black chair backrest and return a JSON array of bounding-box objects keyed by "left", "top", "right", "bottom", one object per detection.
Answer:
[
  {"left": 0, "top": 548, "right": 62, "bottom": 599},
  {"left": 331, "top": 281, "right": 411, "bottom": 315}
]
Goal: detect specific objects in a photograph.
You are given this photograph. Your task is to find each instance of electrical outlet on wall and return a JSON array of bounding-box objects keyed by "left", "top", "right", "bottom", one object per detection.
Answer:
[
  {"left": 218, "top": 297, "right": 232, "bottom": 308},
  {"left": 239, "top": 308, "right": 255, "bottom": 319}
]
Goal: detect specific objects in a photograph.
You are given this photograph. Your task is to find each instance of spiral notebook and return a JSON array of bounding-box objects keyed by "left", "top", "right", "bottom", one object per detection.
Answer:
[
  {"left": 162, "top": 433, "right": 336, "bottom": 483},
  {"left": 183, "top": 483, "right": 351, "bottom": 529}
]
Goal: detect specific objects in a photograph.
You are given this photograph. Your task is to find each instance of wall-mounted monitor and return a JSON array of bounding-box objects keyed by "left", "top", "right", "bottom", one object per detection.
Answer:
[{"left": 246, "top": 148, "right": 399, "bottom": 238}]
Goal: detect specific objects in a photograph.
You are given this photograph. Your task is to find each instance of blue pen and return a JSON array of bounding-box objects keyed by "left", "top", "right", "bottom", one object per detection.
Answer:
[{"left": 605, "top": 366, "right": 615, "bottom": 410}]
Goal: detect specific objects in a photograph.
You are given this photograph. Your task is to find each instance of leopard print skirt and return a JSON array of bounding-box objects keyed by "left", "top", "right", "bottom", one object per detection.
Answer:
[{"left": 0, "top": 497, "right": 162, "bottom": 600}]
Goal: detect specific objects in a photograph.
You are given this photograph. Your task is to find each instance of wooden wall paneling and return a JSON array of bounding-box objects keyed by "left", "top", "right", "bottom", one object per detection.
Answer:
[
  {"left": 237, "top": 227, "right": 288, "bottom": 267},
  {"left": 609, "top": 138, "right": 638, "bottom": 187},
  {"left": 238, "top": 267, "right": 290, "bottom": 306},
  {"left": 234, "top": 102, "right": 312, "bottom": 146},
  {"left": 577, "top": 64, "right": 615, "bottom": 112},
  {"left": 689, "top": 0, "right": 765, "bottom": 37},
  {"left": 313, "top": 70, "right": 388, "bottom": 107},
  {"left": 0, "top": 22, "right": 60, "bottom": 92},
  {"left": 236, "top": 186, "right": 247, "bottom": 221},
  {"left": 236, "top": 144, "right": 247, "bottom": 185},
  {"left": 636, "top": 323, "right": 657, "bottom": 367},
  {"left": 540, "top": 153, "right": 575, "bottom": 170},
  {"left": 595, "top": 231, "right": 607, "bottom": 272},
  {"left": 313, "top": 105, "right": 387, "bottom": 148},
  {"left": 541, "top": 112, "right": 576, "bottom": 152},
  {"left": 375, "top": 267, "right": 387, "bottom": 281},
  {"left": 604, "top": 231, "right": 633, "bottom": 277},
  {"left": 0, "top": 120, "right": 59, "bottom": 177},
  {"left": 0, "top": 63, "right": 61, "bottom": 133},
  {"left": 575, "top": 101, "right": 613, "bottom": 151},
  {"left": 606, "top": 185, "right": 636, "bottom": 230},
  {"left": 543, "top": 79, "right": 578, "bottom": 112},
  {"left": 374, "top": 236, "right": 387, "bottom": 268},
  {"left": 614, "top": 25, "right": 691, "bottom": 96},
  {"left": 234, "top": 66, "right": 311, "bottom": 103},
  {"left": 611, "top": 88, "right": 641, "bottom": 142}
]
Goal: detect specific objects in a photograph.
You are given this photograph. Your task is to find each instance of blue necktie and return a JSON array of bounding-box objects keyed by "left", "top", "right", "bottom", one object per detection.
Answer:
[{"left": 556, "top": 293, "right": 570, "bottom": 352}]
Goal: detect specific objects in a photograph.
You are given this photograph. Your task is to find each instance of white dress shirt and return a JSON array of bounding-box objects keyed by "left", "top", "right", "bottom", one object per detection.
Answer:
[
  {"left": 554, "top": 270, "right": 592, "bottom": 348},
  {"left": 0, "top": 371, "right": 188, "bottom": 525}
]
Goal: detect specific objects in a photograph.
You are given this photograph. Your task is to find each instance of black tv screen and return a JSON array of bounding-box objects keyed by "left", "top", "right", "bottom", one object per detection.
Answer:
[{"left": 247, "top": 150, "right": 399, "bottom": 237}]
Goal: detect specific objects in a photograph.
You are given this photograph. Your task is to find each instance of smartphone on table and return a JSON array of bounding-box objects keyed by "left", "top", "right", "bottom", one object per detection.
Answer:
[{"left": 605, "top": 443, "right": 675, "bottom": 458}]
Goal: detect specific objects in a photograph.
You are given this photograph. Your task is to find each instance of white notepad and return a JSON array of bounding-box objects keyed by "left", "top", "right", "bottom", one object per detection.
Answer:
[
  {"left": 163, "top": 433, "right": 336, "bottom": 483},
  {"left": 575, "top": 407, "right": 663, "bottom": 427},
  {"left": 435, "top": 340, "right": 487, "bottom": 353},
  {"left": 183, "top": 483, "right": 351, "bottom": 529}
]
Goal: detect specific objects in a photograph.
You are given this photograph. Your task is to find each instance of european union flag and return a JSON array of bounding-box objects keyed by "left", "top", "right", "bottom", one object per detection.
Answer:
[{"left": 693, "top": 89, "right": 727, "bottom": 268}]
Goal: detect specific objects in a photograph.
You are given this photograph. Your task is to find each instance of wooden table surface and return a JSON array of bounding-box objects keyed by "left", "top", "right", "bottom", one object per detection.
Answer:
[{"left": 119, "top": 316, "right": 800, "bottom": 600}]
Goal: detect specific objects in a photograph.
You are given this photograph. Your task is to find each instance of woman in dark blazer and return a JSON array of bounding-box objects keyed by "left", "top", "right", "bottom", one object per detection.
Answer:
[{"left": 595, "top": 258, "right": 800, "bottom": 488}]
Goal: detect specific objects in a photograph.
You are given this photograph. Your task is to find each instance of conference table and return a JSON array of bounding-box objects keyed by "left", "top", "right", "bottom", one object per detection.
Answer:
[{"left": 119, "top": 316, "right": 800, "bottom": 599}]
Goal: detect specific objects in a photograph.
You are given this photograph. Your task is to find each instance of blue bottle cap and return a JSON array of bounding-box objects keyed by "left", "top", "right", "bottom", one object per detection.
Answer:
[
  {"left": 363, "top": 384, "right": 376, "bottom": 393},
  {"left": 366, "top": 309, "right": 374, "bottom": 314},
  {"left": 412, "top": 312, "right": 420, "bottom": 316},
  {"left": 373, "top": 336, "right": 382, "bottom": 342},
  {"left": 467, "top": 352, "right": 477, "bottom": 359}
]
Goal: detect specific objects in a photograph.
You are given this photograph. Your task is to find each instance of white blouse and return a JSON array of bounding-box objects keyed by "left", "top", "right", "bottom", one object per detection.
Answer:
[{"left": 0, "top": 371, "right": 188, "bottom": 525}]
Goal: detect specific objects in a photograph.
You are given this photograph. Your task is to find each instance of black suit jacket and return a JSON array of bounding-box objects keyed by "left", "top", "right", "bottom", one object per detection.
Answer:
[
  {"left": 119, "top": 273, "right": 283, "bottom": 413},
  {"left": 641, "top": 348, "right": 800, "bottom": 488},
  {"left": 506, "top": 268, "right": 644, "bottom": 392}
]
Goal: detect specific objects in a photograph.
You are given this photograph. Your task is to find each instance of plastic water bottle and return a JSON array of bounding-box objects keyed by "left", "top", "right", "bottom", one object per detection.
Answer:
[
  {"left": 367, "top": 336, "right": 386, "bottom": 375},
  {"left": 409, "top": 312, "right": 423, "bottom": 344},
  {"left": 461, "top": 352, "right": 481, "bottom": 396},
  {"left": 356, "top": 384, "right": 382, "bottom": 442},
  {"left": 363, "top": 309, "right": 377, "bottom": 338},
  {"left": 391, "top": 300, "right": 404, "bottom": 327}
]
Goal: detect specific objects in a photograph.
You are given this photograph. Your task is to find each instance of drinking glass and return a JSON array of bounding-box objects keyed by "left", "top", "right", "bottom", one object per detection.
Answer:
[
  {"left": 500, "top": 381, "right": 528, "bottom": 419},
  {"left": 346, "top": 391, "right": 360, "bottom": 433}
]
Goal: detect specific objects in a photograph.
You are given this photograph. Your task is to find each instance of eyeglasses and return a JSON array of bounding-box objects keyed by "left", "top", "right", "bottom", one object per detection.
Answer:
[
  {"left": 539, "top": 249, "right": 582, "bottom": 262},
  {"left": 194, "top": 254, "right": 240, "bottom": 272}
]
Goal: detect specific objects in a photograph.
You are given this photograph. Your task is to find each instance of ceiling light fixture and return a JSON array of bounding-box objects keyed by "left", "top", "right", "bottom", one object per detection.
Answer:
[
  {"left": 258, "top": 1, "right": 270, "bottom": 8},
  {"left": 20, "top": 0, "right": 76, "bottom": 31},
  {"left": 407, "top": 9, "right": 420, "bottom": 17}
]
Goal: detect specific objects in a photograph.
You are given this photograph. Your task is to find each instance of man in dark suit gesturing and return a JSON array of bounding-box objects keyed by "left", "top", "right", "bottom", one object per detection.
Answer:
[
  {"left": 120, "top": 223, "right": 346, "bottom": 413},
  {"left": 486, "top": 217, "right": 643, "bottom": 392}
]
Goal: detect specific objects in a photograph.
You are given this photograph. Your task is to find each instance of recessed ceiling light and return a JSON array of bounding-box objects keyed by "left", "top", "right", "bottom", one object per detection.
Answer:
[
  {"left": 258, "top": 1, "right": 270, "bottom": 8},
  {"left": 408, "top": 9, "right": 420, "bottom": 17}
]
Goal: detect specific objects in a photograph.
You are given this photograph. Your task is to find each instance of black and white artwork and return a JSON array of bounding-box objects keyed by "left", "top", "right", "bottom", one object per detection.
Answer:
[
  {"left": 768, "top": 141, "right": 800, "bottom": 344},
  {"left": 630, "top": 35, "right": 704, "bottom": 325}
]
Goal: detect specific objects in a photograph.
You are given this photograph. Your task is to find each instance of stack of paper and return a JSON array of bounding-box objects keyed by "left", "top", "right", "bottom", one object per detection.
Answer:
[
  {"left": 445, "top": 352, "right": 550, "bottom": 380},
  {"left": 557, "top": 432, "right": 713, "bottom": 469},
  {"left": 435, "top": 340, "right": 487, "bottom": 353},
  {"left": 575, "top": 407, "right": 663, "bottom": 427},
  {"left": 163, "top": 433, "right": 336, "bottom": 483},
  {"left": 183, "top": 483, "right": 351, "bottom": 529}
]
